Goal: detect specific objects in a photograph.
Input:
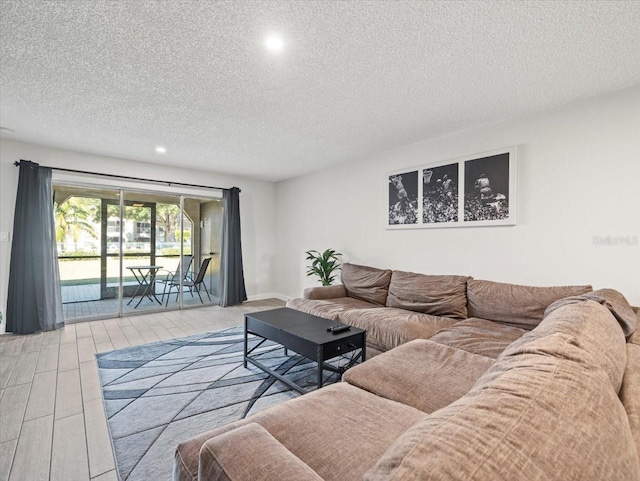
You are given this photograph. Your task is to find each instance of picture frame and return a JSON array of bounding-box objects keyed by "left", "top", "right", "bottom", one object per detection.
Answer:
[{"left": 386, "top": 146, "right": 517, "bottom": 229}]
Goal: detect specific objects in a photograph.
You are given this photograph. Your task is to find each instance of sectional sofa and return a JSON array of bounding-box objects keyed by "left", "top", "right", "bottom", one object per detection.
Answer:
[{"left": 174, "top": 263, "right": 640, "bottom": 481}]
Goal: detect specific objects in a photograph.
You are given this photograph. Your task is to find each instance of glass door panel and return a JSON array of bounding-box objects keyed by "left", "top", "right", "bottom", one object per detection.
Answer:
[
  {"left": 103, "top": 203, "right": 122, "bottom": 300},
  {"left": 122, "top": 192, "right": 174, "bottom": 314},
  {"left": 182, "top": 196, "right": 222, "bottom": 307},
  {"left": 155, "top": 201, "right": 188, "bottom": 308},
  {"left": 53, "top": 185, "right": 120, "bottom": 321}
]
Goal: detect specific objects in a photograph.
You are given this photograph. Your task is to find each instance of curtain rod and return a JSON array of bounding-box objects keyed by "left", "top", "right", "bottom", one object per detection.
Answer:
[{"left": 13, "top": 160, "right": 239, "bottom": 192}]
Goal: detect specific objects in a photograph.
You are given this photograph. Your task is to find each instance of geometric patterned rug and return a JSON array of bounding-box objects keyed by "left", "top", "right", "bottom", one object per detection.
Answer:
[{"left": 96, "top": 326, "right": 353, "bottom": 481}]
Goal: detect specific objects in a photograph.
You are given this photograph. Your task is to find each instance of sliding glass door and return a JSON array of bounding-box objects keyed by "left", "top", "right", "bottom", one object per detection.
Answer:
[{"left": 53, "top": 182, "right": 222, "bottom": 322}]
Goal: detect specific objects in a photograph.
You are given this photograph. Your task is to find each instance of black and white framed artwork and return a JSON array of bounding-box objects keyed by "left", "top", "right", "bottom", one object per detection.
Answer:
[
  {"left": 463, "top": 152, "right": 512, "bottom": 225},
  {"left": 386, "top": 146, "right": 517, "bottom": 229},
  {"left": 422, "top": 163, "right": 458, "bottom": 224},
  {"left": 388, "top": 170, "right": 419, "bottom": 225}
]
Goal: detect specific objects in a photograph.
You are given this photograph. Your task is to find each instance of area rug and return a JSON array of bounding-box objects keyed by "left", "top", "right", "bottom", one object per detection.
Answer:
[{"left": 96, "top": 326, "right": 356, "bottom": 481}]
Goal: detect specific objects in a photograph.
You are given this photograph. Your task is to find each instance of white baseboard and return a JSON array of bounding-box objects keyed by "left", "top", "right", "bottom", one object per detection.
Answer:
[{"left": 247, "top": 292, "right": 290, "bottom": 302}]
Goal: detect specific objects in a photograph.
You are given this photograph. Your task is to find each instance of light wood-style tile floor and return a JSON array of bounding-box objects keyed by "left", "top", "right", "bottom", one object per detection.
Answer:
[{"left": 0, "top": 299, "right": 285, "bottom": 481}]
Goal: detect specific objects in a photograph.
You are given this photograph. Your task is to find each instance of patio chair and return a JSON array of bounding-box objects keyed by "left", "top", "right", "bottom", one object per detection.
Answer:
[
  {"left": 156, "top": 255, "right": 194, "bottom": 304},
  {"left": 165, "top": 256, "right": 213, "bottom": 306}
]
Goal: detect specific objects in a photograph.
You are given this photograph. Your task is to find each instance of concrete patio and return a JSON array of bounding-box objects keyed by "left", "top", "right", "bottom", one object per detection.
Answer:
[{"left": 61, "top": 283, "right": 219, "bottom": 320}]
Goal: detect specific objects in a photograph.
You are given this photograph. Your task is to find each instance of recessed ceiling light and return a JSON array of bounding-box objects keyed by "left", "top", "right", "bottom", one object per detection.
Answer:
[
  {"left": 155, "top": 146, "right": 166, "bottom": 154},
  {"left": 264, "top": 35, "right": 284, "bottom": 53}
]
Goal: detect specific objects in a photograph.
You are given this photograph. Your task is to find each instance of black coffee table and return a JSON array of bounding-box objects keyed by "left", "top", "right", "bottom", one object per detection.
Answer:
[{"left": 244, "top": 307, "right": 366, "bottom": 394}]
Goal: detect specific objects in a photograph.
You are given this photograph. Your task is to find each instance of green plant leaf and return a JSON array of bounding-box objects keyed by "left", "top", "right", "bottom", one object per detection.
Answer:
[{"left": 304, "top": 248, "right": 342, "bottom": 285}]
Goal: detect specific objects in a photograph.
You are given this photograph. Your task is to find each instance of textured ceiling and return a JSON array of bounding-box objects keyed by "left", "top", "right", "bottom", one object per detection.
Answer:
[{"left": 1, "top": 1, "right": 640, "bottom": 182}]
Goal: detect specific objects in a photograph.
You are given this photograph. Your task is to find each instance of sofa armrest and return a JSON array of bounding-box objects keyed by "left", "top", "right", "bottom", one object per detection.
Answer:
[
  {"left": 198, "top": 423, "right": 324, "bottom": 481},
  {"left": 303, "top": 284, "right": 347, "bottom": 300}
]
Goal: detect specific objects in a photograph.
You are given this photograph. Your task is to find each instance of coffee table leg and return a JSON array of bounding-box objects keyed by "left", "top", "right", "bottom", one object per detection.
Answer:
[
  {"left": 362, "top": 333, "right": 367, "bottom": 362},
  {"left": 243, "top": 316, "right": 248, "bottom": 368},
  {"left": 317, "top": 346, "right": 324, "bottom": 389}
]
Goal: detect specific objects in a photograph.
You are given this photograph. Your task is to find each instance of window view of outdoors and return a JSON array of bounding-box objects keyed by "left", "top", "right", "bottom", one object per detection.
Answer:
[
  {"left": 55, "top": 188, "right": 196, "bottom": 320},
  {"left": 56, "top": 196, "right": 102, "bottom": 310}
]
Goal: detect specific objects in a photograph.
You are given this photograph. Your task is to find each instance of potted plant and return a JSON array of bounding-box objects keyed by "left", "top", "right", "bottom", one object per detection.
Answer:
[{"left": 305, "top": 249, "right": 342, "bottom": 286}]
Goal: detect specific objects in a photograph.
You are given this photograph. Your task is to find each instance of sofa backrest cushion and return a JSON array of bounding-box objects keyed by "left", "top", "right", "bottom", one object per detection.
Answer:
[
  {"left": 341, "top": 263, "right": 392, "bottom": 306},
  {"left": 467, "top": 279, "right": 592, "bottom": 329},
  {"left": 386, "top": 271, "right": 470, "bottom": 319},
  {"left": 545, "top": 288, "right": 638, "bottom": 337},
  {"left": 364, "top": 302, "right": 639, "bottom": 481}
]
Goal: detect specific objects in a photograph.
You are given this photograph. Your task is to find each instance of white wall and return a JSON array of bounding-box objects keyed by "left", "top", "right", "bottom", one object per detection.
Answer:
[
  {"left": 275, "top": 86, "right": 640, "bottom": 305},
  {"left": 0, "top": 140, "right": 278, "bottom": 331},
  {"left": 2, "top": 85, "right": 639, "bottom": 332}
]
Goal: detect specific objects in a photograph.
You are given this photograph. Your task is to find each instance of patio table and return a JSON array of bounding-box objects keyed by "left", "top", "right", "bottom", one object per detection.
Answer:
[{"left": 126, "top": 265, "right": 163, "bottom": 308}]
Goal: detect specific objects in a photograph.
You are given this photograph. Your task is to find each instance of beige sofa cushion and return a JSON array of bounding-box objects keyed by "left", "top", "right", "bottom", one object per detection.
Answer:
[
  {"left": 338, "top": 307, "right": 458, "bottom": 352},
  {"left": 427, "top": 317, "right": 527, "bottom": 358},
  {"left": 386, "top": 271, "right": 470, "bottom": 319},
  {"left": 621, "top": 341, "right": 640, "bottom": 464},
  {"left": 546, "top": 288, "right": 638, "bottom": 337},
  {"left": 365, "top": 325, "right": 639, "bottom": 481},
  {"left": 198, "top": 423, "right": 323, "bottom": 481},
  {"left": 507, "top": 299, "right": 627, "bottom": 392},
  {"left": 341, "top": 263, "right": 392, "bottom": 305},
  {"left": 286, "top": 297, "right": 380, "bottom": 321},
  {"left": 174, "top": 382, "right": 425, "bottom": 481},
  {"left": 467, "top": 279, "right": 592, "bottom": 329},
  {"left": 343, "top": 339, "right": 494, "bottom": 413}
]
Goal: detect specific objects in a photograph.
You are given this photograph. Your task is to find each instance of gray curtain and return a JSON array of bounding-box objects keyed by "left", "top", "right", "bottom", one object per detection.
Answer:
[
  {"left": 7, "top": 160, "right": 63, "bottom": 334},
  {"left": 219, "top": 187, "right": 247, "bottom": 307}
]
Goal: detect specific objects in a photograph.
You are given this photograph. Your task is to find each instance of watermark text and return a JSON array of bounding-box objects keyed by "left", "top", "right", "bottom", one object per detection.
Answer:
[{"left": 592, "top": 235, "right": 639, "bottom": 247}]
